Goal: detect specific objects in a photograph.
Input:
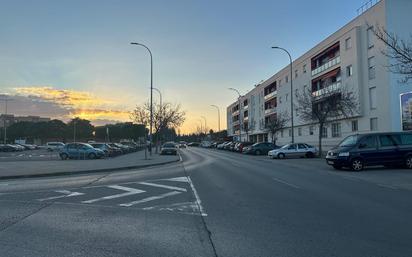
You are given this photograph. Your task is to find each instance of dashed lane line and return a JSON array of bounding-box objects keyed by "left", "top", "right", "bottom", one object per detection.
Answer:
[{"left": 272, "top": 177, "right": 301, "bottom": 189}]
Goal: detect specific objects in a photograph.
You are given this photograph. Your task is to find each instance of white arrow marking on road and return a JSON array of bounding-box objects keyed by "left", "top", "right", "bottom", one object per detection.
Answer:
[
  {"left": 119, "top": 191, "right": 181, "bottom": 207},
  {"left": 138, "top": 182, "right": 187, "bottom": 192},
  {"left": 82, "top": 185, "right": 145, "bottom": 204},
  {"left": 38, "top": 190, "right": 85, "bottom": 201}
]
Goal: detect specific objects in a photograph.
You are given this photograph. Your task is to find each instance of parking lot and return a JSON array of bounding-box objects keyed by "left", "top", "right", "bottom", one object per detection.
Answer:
[{"left": 0, "top": 149, "right": 59, "bottom": 161}]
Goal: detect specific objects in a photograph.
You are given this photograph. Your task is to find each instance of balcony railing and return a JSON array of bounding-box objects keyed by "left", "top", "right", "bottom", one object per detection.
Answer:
[
  {"left": 232, "top": 110, "right": 239, "bottom": 116},
  {"left": 264, "top": 90, "right": 277, "bottom": 100},
  {"left": 243, "top": 105, "right": 248, "bottom": 109},
  {"left": 311, "top": 56, "right": 341, "bottom": 77},
  {"left": 312, "top": 81, "right": 342, "bottom": 98},
  {"left": 232, "top": 120, "right": 240, "bottom": 125},
  {"left": 243, "top": 116, "right": 249, "bottom": 121},
  {"left": 264, "top": 108, "right": 276, "bottom": 116}
]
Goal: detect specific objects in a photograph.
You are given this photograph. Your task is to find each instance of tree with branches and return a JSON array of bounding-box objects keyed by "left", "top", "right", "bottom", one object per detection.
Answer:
[
  {"left": 295, "top": 86, "right": 358, "bottom": 156},
  {"left": 265, "top": 112, "right": 289, "bottom": 145},
  {"left": 372, "top": 25, "right": 412, "bottom": 83}
]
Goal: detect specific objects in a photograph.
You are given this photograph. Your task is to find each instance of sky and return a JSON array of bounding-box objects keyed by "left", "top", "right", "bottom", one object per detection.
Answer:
[{"left": 0, "top": 0, "right": 365, "bottom": 133}]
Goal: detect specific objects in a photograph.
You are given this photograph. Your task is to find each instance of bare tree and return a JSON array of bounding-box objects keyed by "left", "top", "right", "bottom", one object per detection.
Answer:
[
  {"left": 372, "top": 26, "right": 412, "bottom": 83},
  {"left": 265, "top": 112, "right": 289, "bottom": 145},
  {"left": 131, "top": 101, "right": 186, "bottom": 139},
  {"left": 296, "top": 86, "right": 358, "bottom": 156}
]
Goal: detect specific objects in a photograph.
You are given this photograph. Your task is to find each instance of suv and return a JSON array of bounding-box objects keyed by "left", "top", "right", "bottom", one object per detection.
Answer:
[
  {"left": 243, "top": 142, "right": 277, "bottom": 155},
  {"left": 326, "top": 132, "right": 412, "bottom": 171},
  {"left": 46, "top": 142, "right": 65, "bottom": 152}
]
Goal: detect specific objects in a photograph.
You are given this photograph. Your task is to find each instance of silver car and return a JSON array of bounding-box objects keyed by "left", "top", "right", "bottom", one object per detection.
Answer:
[{"left": 268, "top": 143, "right": 317, "bottom": 159}]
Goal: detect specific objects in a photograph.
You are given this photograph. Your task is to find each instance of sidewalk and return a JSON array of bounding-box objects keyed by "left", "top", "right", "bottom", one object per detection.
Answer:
[{"left": 0, "top": 150, "right": 180, "bottom": 180}]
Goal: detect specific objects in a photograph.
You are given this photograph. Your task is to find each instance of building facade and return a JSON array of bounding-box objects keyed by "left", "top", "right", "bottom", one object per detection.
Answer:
[
  {"left": 227, "top": 0, "right": 412, "bottom": 150},
  {"left": 0, "top": 114, "right": 51, "bottom": 128}
]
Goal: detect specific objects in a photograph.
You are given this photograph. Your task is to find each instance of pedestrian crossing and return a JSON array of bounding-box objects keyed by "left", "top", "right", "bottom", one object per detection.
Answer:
[{"left": 0, "top": 176, "right": 207, "bottom": 216}]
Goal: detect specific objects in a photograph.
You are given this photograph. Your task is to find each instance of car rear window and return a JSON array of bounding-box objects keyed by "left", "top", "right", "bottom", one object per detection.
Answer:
[{"left": 163, "top": 143, "right": 175, "bottom": 148}]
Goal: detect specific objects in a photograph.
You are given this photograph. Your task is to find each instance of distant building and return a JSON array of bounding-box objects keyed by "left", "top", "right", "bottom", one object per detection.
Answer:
[
  {"left": 0, "top": 114, "right": 51, "bottom": 128},
  {"left": 227, "top": 0, "right": 412, "bottom": 150}
]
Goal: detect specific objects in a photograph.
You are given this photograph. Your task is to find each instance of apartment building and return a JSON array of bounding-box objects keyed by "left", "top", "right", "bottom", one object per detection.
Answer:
[
  {"left": 0, "top": 114, "right": 51, "bottom": 128},
  {"left": 227, "top": 0, "right": 412, "bottom": 150}
]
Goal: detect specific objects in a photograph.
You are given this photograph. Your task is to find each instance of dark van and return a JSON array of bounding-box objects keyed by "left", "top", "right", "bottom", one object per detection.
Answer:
[{"left": 326, "top": 132, "right": 412, "bottom": 171}]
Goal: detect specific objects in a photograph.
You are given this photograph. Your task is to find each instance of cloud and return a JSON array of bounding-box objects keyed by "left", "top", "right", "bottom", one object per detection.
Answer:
[{"left": 5, "top": 86, "right": 132, "bottom": 125}]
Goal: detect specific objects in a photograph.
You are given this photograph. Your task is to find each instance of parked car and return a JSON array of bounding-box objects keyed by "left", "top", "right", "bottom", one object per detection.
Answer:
[
  {"left": 201, "top": 141, "right": 212, "bottom": 148},
  {"left": 46, "top": 142, "right": 65, "bottom": 152},
  {"left": 0, "top": 144, "right": 20, "bottom": 152},
  {"left": 59, "top": 143, "right": 105, "bottom": 160},
  {"left": 243, "top": 142, "right": 278, "bottom": 155},
  {"left": 235, "top": 142, "right": 254, "bottom": 153},
  {"left": 217, "top": 142, "right": 230, "bottom": 150},
  {"left": 113, "top": 143, "right": 133, "bottom": 153},
  {"left": 10, "top": 144, "right": 25, "bottom": 151},
  {"left": 90, "top": 143, "right": 116, "bottom": 157},
  {"left": 178, "top": 141, "right": 187, "bottom": 148},
  {"left": 120, "top": 141, "right": 140, "bottom": 151},
  {"left": 16, "top": 143, "right": 36, "bottom": 150},
  {"left": 268, "top": 143, "right": 317, "bottom": 159},
  {"left": 187, "top": 142, "right": 200, "bottom": 147},
  {"left": 326, "top": 132, "right": 412, "bottom": 171},
  {"left": 160, "top": 142, "right": 178, "bottom": 155}
]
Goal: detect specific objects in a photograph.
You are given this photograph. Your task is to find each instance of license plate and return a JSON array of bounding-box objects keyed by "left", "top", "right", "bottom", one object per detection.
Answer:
[{"left": 327, "top": 160, "right": 334, "bottom": 165}]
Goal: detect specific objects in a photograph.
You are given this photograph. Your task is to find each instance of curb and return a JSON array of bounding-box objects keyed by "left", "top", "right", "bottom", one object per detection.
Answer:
[{"left": 0, "top": 157, "right": 181, "bottom": 181}]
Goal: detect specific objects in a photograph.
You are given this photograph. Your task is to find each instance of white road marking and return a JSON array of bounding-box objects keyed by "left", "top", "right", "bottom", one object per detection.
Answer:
[
  {"left": 377, "top": 184, "right": 398, "bottom": 190},
  {"left": 138, "top": 182, "right": 187, "bottom": 192},
  {"left": 119, "top": 191, "right": 181, "bottom": 207},
  {"left": 38, "top": 190, "right": 85, "bottom": 201},
  {"left": 156, "top": 176, "right": 189, "bottom": 183},
  {"left": 187, "top": 176, "right": 207, "bottom": 216},
  {"left": 82, "top": 185, "right": 145, "bottom": 204},
  {"left": 272, "top": 177, "right": 301, "bottom": 189}
]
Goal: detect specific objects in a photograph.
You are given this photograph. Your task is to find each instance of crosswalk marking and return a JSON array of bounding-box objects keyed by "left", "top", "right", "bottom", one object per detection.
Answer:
[
  {"left": 138, "top": 182, "right": 187, "bottom": 192},
  {"left": 119, "top": 191, "right": 181, "bottom": 207},
  {"left": 38, "top": 190, "right": 85, "bottom": 201},
  {"left": 82, "top": 185, "right": 145, "bottom": 204}
]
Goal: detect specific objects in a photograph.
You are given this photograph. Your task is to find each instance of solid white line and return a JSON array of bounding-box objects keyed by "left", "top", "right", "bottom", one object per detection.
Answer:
[
  {"left": 82, "top": 185, "right": 145, "bottom": 204},
  {"left": 187, "top": 176, "right": 207, "bottom": 216},
  {"left": 138, "top": 182, "right": 187, "bottom": 192},
  {"left": 272, "top": 177, "right": 301, "bottom": 189},
  {"left": 119, "top": 191, "right": 181, "bottom": 207},
  {"left": 155, "top": 176, "right": 189, "bottom": 183},
  {"left": 377, "top": 184, "right": 397, "bottom": 190},
  {"left": 38, "top": 190, "right": 85, "bottom": 201}
]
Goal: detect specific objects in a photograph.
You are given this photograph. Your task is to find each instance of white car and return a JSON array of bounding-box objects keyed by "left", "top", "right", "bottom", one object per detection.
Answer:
[
  {"left": 268, "top": 143, "right": 317, "bottom": 159},
  {"left": 46, "top": 142, "right": 65, "bottom": 152}
]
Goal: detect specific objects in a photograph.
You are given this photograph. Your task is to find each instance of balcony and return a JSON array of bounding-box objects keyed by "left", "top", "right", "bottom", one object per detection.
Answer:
[
  {"left": 232, "top": 120, "right": 240, "bottom": 125},
  {"left": 243, "top": 105, "right": 248, "bottom": 110},
  {"left": 312, "top": 81, "right": 342, "bottom": 98},
  {"left": 264, "top": 90, "right": 277, "bottom": 100},
  {"left": 244, "top": 116, "right": 249, "bottom": 121},
  {"left": 264, "top": 108, "right": 276, "bottom": 116},
  {"left": 232, "top": 110, "right": 239, "bottom": 116},
  {"left": 312, "top": 55, "right": 341, "bottom": 77}
]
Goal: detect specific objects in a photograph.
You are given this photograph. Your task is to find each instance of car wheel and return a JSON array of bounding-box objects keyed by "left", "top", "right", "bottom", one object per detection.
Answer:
[
  {"left": 350, "top": 158, "right": 364, "bottom": 171},
  {"left": 305, "top": 152, "right": 314, "bottom": 158},
  {"left": 255, "top": 150, "right": 262, "bottom": 155},
  {"left": 88, "top": 153, "right": 97, "bottom": 159},
  {"left": 277, "top": 153, "right": 285, "bottom": 159},
  {"left": 60, "top": 153, "right": 68, "bottom": 160},
  {"left": 333, "top": 164, "right": 343, "bottom": 170},
  {"left": 405, "top": 155, "right": 412, "bottom": 169}
]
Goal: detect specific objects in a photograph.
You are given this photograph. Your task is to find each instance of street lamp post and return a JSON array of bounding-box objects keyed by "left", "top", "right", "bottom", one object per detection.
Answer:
[
  {"left": 229, "top": 88, "right": 242, "bottom": 142},
  {"left": 131, "top": 42, "right": 153, "bottom": 155},
  {"left": 0, "top": 95, "right": 13, "bottom": 144},
  {"left": 272, "top": 46, "right": 294, "bottom": 143},
  {"left": 210, "top": 105, "right": 221, "bottom": 132},
  {"left": 153, "top": 87, "right": 162, "bottom": 153}
]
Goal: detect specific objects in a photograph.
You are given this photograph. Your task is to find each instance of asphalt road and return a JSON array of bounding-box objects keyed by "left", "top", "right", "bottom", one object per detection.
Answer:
[{"left": 0, "top": 147, "right": 411, "bottom": 257}]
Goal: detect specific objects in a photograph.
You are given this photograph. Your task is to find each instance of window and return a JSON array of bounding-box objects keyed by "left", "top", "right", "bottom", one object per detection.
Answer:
[
  {"left": 285, "top": 76, "right": 288, "bottom": 83},
  {"left": 370, "top": 117, "right": 378, "bottom": 131},
  {"left": 346, "top": 65, "right": 353, "bottom": 77},
  {"left": 369, "top": 87, "right": 377, "bottom": 110},
  {"left": 303, "top": 64, "right": 307, "bottom": 73},
  {"left": 281, "top": 130, "right": 284, "bottom": 137},
  {"left": 368, "top": 56, "right": 375, "bottom": 80},
  {"left": 295, "top": 70, "right": 298, "bottom": 78},
  {"left": 295, "top": 89, "right": 298, "bottom": 96},
  {"left": 285, "top": 93, "right": 289, "bottom": 102},
  {"left": 359, "top": 136, "right": 377, "bottom": 149},
  {"left": 279, "top": 79, "right": 281, "bottom": 85},
  {"left": 309, "top": 126, "right": 314, "bottom": 135},
  {"left": 367, "top": 27, "right": 374, "bottom": 48},
  {"left": 331, "top": 123, "right": 341, "bottom": 138},
  {"left": 279, "top": 96, "right": 282, "bottom": 103},
  {"left": 298, "top": 128, "right": 302, "bottom": 136},
  {"left": 351, "top": 120, "right": 358, "bottom": 132},
  {"left": 345, "top": 37, "right": 352, "bottom": 50},
  {"left": 400, "top": 134, "right": 412, "bottom": 145},
  {"left": 288, "top": 129, "right": 292, "bottom": 137},
  {"left": 321, "top": 126, "right": 328, "bottom": 138},
  {"left": 379, "top": 135, "right": 397, "bottom": 147},
  {"left": 298, "top": 143, "right": 306, "bottom": 149}
]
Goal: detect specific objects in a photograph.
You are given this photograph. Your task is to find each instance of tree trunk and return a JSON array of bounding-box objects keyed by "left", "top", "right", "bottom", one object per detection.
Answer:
[{"left": 318, "top": 124, "right": 323, "bottom": 157}]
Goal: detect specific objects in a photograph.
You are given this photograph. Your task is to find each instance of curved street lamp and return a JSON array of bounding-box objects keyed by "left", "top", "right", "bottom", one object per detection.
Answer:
[
  {"left": 131, "top": 42, "right": 154, "bottom": 154},
  {"left": 272, "top": 46, "right": 294, "bottom": 143},
  {"left": 210, "top": 105, "right": 221, "bottom": 132}
]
